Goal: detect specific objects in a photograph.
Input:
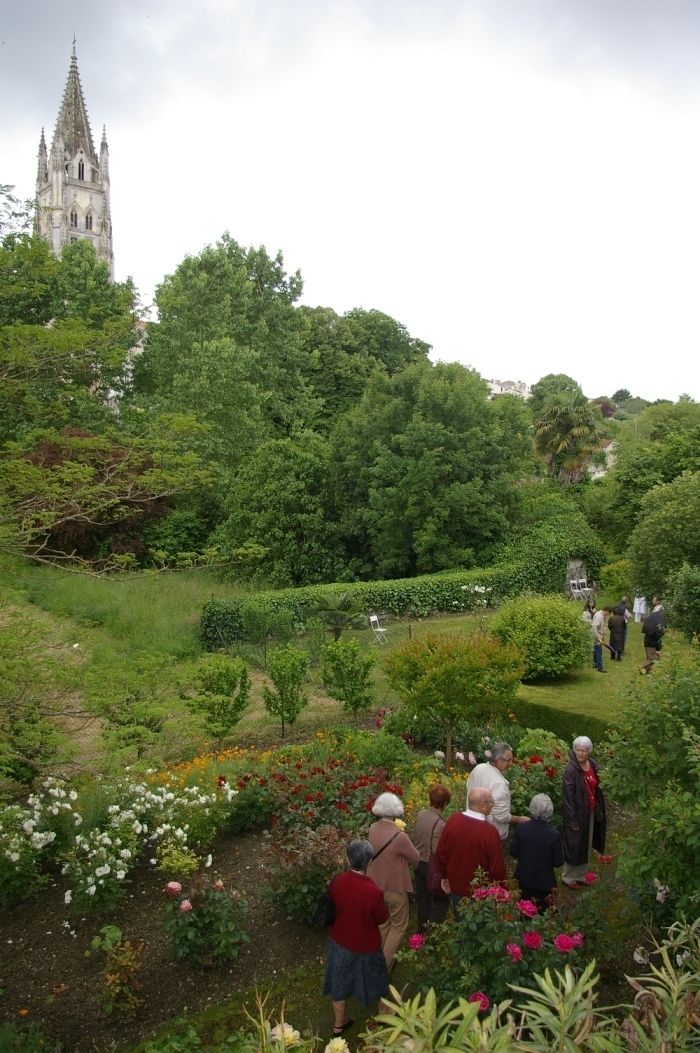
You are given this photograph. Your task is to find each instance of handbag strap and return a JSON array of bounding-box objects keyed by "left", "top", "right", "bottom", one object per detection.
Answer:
[
  {"left": 429, "top": 816, "right": 442, "bottom": 854},
  {"left": 369, "top": 829, "right": 400, "bottom": 864}
]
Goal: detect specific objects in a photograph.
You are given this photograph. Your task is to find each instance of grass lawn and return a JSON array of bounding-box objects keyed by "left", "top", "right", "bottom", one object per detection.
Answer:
[{"left": 2, "top": 559, "right": 690, "bottom": 765}]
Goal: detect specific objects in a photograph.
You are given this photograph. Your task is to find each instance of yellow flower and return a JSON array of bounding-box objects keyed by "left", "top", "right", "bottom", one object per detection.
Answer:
[{"left": 394, "top": 818, "right": 406, "bottom": 830}]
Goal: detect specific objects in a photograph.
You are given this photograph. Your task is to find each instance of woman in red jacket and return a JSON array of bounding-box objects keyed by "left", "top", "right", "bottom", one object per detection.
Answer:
[{"left": 323, "top": 839, "right": 390, "bottom": 1037}]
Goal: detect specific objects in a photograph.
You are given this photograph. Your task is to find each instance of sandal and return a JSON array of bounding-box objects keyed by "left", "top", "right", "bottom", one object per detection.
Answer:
[{"left": 332, "top": 1019, "right": 354, "bottom": 1036}]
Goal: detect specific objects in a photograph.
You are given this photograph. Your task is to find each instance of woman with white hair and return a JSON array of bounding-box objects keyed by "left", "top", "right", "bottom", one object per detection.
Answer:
[
  {"left": 368, "top": 792, "right": 420, "bottom": 969},
  {"left": 561, "top": 736, "right": 607, "bottom": 889},
  {"left": 323, "top": 839, "right": 390, "bottom": 1037},
  {"left": 510, "top": 793, "right": 563, "bottom": 910}
]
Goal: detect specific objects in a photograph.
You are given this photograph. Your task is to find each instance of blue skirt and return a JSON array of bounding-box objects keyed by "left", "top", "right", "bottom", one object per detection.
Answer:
[{"left": 323, "top": 938, "right": 389, "bottom": 1004}]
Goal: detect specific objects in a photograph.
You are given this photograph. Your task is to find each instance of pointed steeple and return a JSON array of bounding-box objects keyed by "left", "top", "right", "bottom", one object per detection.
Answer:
[
  {"left": 36, "top": 127, "right": 48, "bottom": 186},
  {"left": 51, "top": 46, "right": 97, "bottom": 165}
]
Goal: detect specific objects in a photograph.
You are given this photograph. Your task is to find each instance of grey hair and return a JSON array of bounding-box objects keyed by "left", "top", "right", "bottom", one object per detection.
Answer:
[
  {"left": 491, "top": 742, "right": 514, "bottom": 762},
  {"left": 346, "top": 839, "right": 374, "bottom": 872},
  {"left": 529, "top": 793, "right": 554, "bottom": 819},
  {"left": 573, "top": 735, "right": 593, "bottom": 753},
  {"left": 371, "top": 792, "right": 405, "bottom": 818}
]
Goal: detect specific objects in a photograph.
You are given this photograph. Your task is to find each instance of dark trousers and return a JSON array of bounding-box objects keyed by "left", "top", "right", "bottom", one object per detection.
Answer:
[{"left": 414, "top": 861, "right": 450, "bottom": 932}]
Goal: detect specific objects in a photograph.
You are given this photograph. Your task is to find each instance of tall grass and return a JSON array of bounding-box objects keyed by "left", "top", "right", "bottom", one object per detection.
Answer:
[{"left": 1, "top": 561, "right": 248, "bottom": 659}]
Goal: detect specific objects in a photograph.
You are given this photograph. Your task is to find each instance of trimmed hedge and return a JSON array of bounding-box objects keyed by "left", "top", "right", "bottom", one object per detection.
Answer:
[
  {"left": 198, "top": 566, "right": 517, "bottom": 649},
  {"left": 512, "top": 698, "right": 614, "bottom": 746}
]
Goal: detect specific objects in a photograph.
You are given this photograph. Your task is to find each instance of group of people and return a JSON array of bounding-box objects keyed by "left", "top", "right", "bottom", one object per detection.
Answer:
[
  {"left": 583, "top": 594, "right": 668, "bottom": 674},
  {"left": 322, "top": 736, "right": 606, "bottom": 1035}
]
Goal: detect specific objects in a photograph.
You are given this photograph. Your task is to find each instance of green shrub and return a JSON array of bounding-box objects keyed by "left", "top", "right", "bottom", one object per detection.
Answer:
[
  {"left": 491, "top": 594, "right": 591, "bottom": 681},
  {"left": 188, "top": 654, "right": 251, "bottom": 741},
  {"left": 164, "top": 874, "right": 249, "bottom": 965},
  {"left": 262, "top": 646, "right": 310, "bottom": 736},
  {"left": 321, "top": 639, "right": 375, "bottom": 717},
  {"left": 494, "top": 512, "right": 607, "bottom": 594},
  {"left": 511, "top": 698, "right": 613, "bottom": 743},
  {"left": 605, "top": 650, "right": 700, "bottom": 921},
  {"left": 385, "top": 633, "right": 524, "bottom": 766},
  {"left": 666, "top": 563, "right": 700, "bottom": 640},
  {"left": 599, "top": 558, "right": 634, "bottom": 603}
]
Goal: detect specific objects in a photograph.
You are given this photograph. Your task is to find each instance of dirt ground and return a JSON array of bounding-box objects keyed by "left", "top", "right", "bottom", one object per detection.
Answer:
[{"left": 0, "top": 831, "right": 327, "bottom": 1052}]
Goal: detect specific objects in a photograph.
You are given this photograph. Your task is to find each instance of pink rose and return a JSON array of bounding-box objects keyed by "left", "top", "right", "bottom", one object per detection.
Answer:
[
  {"left": 485, "top": 885, "right": 501, "bottom": 898},
  {"left": 583, "top": 871, "right": 597, "bottom": 884},
  {"left": 469, "top": 992, "right": 490, "bottom": 1012},
  {"left": 522, "top": 931, "right": 542, "bottom": 950},
  {"left": 494, "top": 887, "right": 510, "bottom": 902},
  {"left": 553, "top": 933, "right": 575, "bottom": 953},
  {"left": 506, "top": 942, "right": 523, "bottom": 962},
  {"left": 570, "top": 931, "right": 584, "bottom": 947},
  {"left": 472, "top": 887, "right": 489, "bottom": 900},
  {"left": 408, "top": 933, "right": 425, "bottom": 950},
  {"left": 165, "top": 881, "right": 182, "bottom": 897},
  {"left": 516, "top": 899, "right": 538, "bottom": 917},
  {"left": 179, "top": 898, "right": 193, "bottom": 912}
]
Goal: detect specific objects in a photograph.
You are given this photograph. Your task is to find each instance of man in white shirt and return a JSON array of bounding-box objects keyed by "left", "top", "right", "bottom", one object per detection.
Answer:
[{"left": 466, "top": 743, "right": 529, "bottom": 842}]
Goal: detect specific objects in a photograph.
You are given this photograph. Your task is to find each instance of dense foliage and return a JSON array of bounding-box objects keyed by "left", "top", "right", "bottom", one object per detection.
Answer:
[{"left": 491, "top": 594, "right": 591, "bottom": 681}]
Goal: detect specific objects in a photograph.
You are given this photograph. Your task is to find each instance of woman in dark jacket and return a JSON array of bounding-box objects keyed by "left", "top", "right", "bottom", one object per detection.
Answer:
[
  {"left": 607, "top": 607, "right": 626, "bottom": 660},
  {"left": 561, "top": 735, "right": 606, "bottom": 888},
  {"left": 511, "top": 793, "right": 563, "bottom": 910},
  {"left": 323, "top": 839, "right": 390, "bottom": 1036}
]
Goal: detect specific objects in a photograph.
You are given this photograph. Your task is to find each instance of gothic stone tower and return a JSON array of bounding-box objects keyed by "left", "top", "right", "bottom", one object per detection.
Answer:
[{"left": 35, "top": 45, "right": 114, "bottom": 278}]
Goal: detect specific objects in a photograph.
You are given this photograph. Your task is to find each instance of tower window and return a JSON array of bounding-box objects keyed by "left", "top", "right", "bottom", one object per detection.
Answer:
[
  {"left": 70, "top": 210, "right": 78, "bottom": 228},
  {"left": 78, "top": 161, "right": 85, "bottom": 180},
  {"left": 85, "top": 214, "right": 93, "bottom": 231}
]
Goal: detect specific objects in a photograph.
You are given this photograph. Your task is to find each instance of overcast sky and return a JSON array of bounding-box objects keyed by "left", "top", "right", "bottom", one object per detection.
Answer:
[{"left": 2, "top": 0, "right": 700, "bottom": 401}]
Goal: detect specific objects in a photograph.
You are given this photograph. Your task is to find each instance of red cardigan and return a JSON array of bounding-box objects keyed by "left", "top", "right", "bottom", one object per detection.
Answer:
[
  {"left": 435, "top": 813, "right": 506, "bottom": 896},
  {"left": 328, "top": 870, "right": 389, "bottom": 953}
]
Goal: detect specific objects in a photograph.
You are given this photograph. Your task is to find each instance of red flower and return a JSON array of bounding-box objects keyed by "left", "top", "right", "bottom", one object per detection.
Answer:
[
  {"left": 522, "top": 931, "right": 542, "bottom": 950},
  {"left": 216, "top": 774, "right": 227, "bottom": 788},
  {"left": 545, "top": 766, "right": 556, "bottom": 778},
  {"left": 529, "top": 755, "right": 543, "bottom": 764},
  {"left": 494, "top": 887, "right": 510, "bottom": 902},
  {"left": 469, "top": 992, "right": 490, "bottom": 1012},
  {"left": 553, "top": 933, "right": 575, "bottom": 953},
  {"left": 516, "top": 899, "right": 538, "bottom": 917},
  {"left": 597, "top": 854, "right": 614, "bottom": 864},
  {"left": 506, "top": 942, "right": 523, "bottom": 962},
  {"left": 583, "top": 871, "right": 597, "bottom": 884},
  {"left": 570, "top": 931, "right": 584, "bottom": 947},
  {"left": 335, "top": 802, "right": 350, "bottom": 813}
]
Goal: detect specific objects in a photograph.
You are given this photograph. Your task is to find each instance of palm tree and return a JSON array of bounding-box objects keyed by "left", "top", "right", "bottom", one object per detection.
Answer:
[
  {"left": 534, "top": 392, "right": 604, "bottom": 486},
  {"left": 313, "top": 590, "right": 365, "bottom": 641}
]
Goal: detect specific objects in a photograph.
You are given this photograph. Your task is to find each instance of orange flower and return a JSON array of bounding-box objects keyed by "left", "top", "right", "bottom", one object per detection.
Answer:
[{"left": 18, "top": 1008, "right": 30, "bottom": 1017}]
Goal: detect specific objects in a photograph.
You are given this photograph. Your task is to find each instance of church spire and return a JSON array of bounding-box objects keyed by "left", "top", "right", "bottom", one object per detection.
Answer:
[
  {"left": 50, "top": 45, "right": 97, "bottom": 165},
  {"left": 36, "top": 45, "right": 114, "bottom": 279}
]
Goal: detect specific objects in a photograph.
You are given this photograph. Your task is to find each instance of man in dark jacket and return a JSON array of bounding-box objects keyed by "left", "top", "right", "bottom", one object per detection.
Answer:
[
  {"left": 510, "top": 793, "right": 563, "bottom": 910},
  {"left": 640, "top": 596, "right": 668, "bottom": 674}
]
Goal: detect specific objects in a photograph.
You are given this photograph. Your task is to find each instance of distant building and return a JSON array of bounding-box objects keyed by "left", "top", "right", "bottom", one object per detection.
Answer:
[
  {"left": 35, "top": 45, "right": 114, "bottom": 277},
  {"left": 485, "top": 378, "right": 532, "bottom": 400}
]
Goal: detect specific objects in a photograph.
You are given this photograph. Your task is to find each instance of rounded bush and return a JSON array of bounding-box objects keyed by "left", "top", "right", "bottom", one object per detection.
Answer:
[{"left": 491, "top": 594, "right": 590, "bottom": 681}]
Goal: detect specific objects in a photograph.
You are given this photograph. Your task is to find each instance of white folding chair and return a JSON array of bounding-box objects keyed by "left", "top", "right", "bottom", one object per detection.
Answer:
[
  {"left": 369, "top": 614, "right": 388, "bottom": 644},
  {"left": 578, "top": 578, "right": 592, "bottom": 597},
  {"left": 568, "top": 579, "right": 582, "bottom": 599}
]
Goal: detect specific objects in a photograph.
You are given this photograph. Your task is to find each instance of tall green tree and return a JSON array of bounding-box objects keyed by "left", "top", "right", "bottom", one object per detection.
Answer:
[
  {"left": 329, "top": 362, "right": 532, "bottom": 579},
  {"left": 628, "top": 471, "right": 700, "bottom": 595},
  {"left": 297, "top": 306, "right": 429, "bottom": 430},
  {"left": 131, "top": 235, "right": 318, "bottom": 437},
  {"left": 528, "top": 373, "right": 584, "bottom": 419},
  {"left": 213, "top": 431, "right": 343, "bottom": 586},
  {"left": 582, "top": 400, "right": 700, "bottom": 551}
]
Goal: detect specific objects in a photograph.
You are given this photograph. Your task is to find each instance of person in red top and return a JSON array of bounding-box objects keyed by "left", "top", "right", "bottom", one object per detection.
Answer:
[
  {"left": 561, "top": 735, "right": 607, "bottom": 888},
  {"left": 435, "top": 787, "right": 506, "bottom": 913},
  {"left": 323, "top": 839, "right": 390, "bottom": 1037}
]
